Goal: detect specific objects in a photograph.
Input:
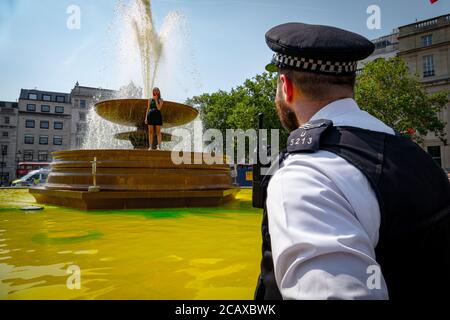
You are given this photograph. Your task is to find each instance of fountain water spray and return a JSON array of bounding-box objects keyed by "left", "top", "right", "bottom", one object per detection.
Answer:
[
  {"left": 118, "top": 0, "right": 187, "bottom": 98},
  {"left": 82, "top": 0, "right": 202, "bottom": 151},
  {"left": 130, "top": 0, "right": 162, "bottom": 98}
]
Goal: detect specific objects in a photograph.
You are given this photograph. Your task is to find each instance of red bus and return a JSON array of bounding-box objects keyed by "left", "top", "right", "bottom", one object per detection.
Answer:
[{"left": 16, "top": 162, "right": 51, "bottom": 178}]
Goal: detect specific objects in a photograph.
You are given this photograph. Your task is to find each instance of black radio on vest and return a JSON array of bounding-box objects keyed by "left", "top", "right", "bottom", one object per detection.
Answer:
[{"left": 253, "top": 119, "right": 450, "bottom": 300}]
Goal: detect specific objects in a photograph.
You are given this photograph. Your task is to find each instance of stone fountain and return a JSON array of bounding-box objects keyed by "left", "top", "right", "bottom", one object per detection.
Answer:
[
  {"left": 29, "top": 99, "right": 236, "bottom": 210},
  {"left": 29, "top": 0, "right": 237, "bottom": 210},
  {"left": 95, "top": 99, "right": 198, "bottom": 149}
]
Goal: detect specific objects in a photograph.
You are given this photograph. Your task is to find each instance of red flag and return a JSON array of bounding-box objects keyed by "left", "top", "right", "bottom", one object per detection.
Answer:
[{"left": 430, "top": 0, "right": 439, "bottom": 4}]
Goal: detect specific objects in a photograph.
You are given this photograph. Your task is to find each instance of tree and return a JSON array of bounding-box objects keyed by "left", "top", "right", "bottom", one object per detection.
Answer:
[
  {"left": 117, "top": 81, "right": 143, "bottom": 99},
  {"left": 186, "top": 72, "right": 289, "bottom": 154},
  {"left": 356, "top": 57, "right": 448, "bottom": 144},
  {"left": 187, "top": 57, "right": 449, "bottom": 154}
]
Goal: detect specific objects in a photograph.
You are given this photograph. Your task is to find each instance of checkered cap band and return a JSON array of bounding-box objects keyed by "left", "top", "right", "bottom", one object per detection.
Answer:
[{"left": 272, "top": 53, "right": 358, "bottom": 74}]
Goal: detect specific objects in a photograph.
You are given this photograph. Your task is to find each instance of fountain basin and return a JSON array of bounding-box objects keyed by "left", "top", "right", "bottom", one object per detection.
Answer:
[
  {"left": 94, "top": 99, "right": 198, "bottom": 149},
  {"left": 95, "top": 99, "right": 199, "bottom": 128},
  {"left": 0, "top": 188, "right": 260, "bottom": 299},
  {"left": 29, "top": 149, "right": 237, "bottom": 210}
]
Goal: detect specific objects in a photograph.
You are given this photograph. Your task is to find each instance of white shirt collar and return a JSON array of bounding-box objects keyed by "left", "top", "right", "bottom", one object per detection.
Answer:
[{"left": 310, "top": 98, "right": 360, "bottom": 122}]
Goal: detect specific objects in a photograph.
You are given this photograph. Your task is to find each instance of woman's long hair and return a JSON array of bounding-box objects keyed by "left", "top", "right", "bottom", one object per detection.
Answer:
[{"left": 152, "top": 87, "right": 162, "bottom": 101}]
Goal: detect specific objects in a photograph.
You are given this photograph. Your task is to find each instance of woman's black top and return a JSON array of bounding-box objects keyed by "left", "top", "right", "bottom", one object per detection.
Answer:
[{"left": 147, "top": 98, "right": 163, "bottom": 126}]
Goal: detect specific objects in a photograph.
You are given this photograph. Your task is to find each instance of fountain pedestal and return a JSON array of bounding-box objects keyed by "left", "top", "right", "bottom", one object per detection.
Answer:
[{"left": 30, "top": 150, "right": 236, "bottom": 210}]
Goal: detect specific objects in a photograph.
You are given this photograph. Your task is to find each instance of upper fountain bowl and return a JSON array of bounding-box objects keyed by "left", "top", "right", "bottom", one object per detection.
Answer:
[{"left": 95, "top": 99, "right": 199, "bottom": 128}]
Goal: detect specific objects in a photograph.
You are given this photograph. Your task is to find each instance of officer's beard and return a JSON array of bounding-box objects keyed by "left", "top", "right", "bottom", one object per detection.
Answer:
[{"left": 275, "top": 82, "right": 299, "bottom": 132}]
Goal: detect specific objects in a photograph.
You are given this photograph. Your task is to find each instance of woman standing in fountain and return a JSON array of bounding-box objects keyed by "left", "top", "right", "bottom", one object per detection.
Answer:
[{"left": 145, "top": 87, "right": 164, "bottom": 150}]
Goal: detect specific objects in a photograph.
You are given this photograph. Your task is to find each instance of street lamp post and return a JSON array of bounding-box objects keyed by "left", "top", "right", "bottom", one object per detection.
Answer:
[
  {"left": 16, "top": 150, "right": 21, "bottom": 180},
  {"left": 1, "top": 146, "right": 6, "bottom": 187}
]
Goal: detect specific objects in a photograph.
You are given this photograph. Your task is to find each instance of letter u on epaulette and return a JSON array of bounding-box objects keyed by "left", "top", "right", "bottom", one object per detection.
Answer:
[{"left": 287, "top": 119, "right": 334, "bottom": 153}]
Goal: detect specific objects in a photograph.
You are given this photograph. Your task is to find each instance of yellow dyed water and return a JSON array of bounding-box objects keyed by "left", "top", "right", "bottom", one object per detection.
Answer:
[{"left": 0, "top": 189, "right": 262, "bottom": 300}]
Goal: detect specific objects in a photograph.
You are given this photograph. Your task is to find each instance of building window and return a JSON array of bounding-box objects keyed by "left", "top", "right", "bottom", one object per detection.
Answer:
[
  {"left": 25, "top": 119, "right": 35, "bottom": 128},
  {"left": 38, "top": 151, "right": 48, "bottom": 162},
  {"left": 39, "top": 136, "right": 49, "bottom": 145},
  {"left": 55, "top": 106, "right": 64, "bottom": 114},
  {"left": 54, "top": 122, "right": 63, "bottom": 130},
  {"left": 42, "top": 94, "right": 52, "bottom": 102},
  {"left": 422, "top": 34, "right": 433, "bottom": 47},
  {"left": 24, "top": 135, "right": 34, "bottom": 144},
  {"left": 53, "top": 136, "right": 63, "bottom": 145},
  {"left": 74, "top": 99, "right": 79, "bottom": 108},
  {"left": 40, "top": 121, "right": 49, "bottom": 129},
  {"left": 23, "top": 150, "right": 33, "bottom": 161},
  {"left": 0, "top": 162, "right": 5, "bottom": 168},
  {"left": 79, "top": 112, "right": 86, "bottom": 121},
  {"left": 427, "top": 146, "right": 442, "bottom": 167},
  {"left": 56, "top": 96, "right": 65, "bottom": 103},
  {"left": 80, "top": 100, "right": 87, "bottom": 109},
  {"left": 423, "top": 55, "right": 435, "bottom": 77},
  {"left": 1, "top": 145, "right": 7, "bottom": 156},
  {"left": 27, "top": 104, "right": 36, "bottom": 112},
  {"left": 375, "top": 39, "right": 390, "bottom": 50},
  {"left": 2, "top": 132, "right": 8, "bottom": 138},
  {"left": 4, "top": 117, "right": 10, "bottom": 124},
  {"left": 76, "top": 123, "right": 86, "bottom": 132},
  {"left": 28, "top": 93, "right": 37, "bottom": 100},
  {"left": 41, "top": 105, "right": 50, "bottom": 113}
]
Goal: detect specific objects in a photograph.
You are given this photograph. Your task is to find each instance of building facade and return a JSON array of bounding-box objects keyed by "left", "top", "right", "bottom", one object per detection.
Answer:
[
  {"left": 397, "top": 14, "right": 450, "bottom": 170},
  {"left": 360, "top": 30, "right": 399, "bottom": 66},
  {"left": 70, "top": 83, "right": 116, "bottom": 148},
  {"left": 17, "top": 89, "right": 72, "bottom": 166},
  {"left": 0, "top": 101, "right": 19, "bottom": 185},
  {"left": 362, "top": 14, "right": 450, "bottom": 170},
  {"left": 0, "top": 84, "right": 118, "bottom": 184}
]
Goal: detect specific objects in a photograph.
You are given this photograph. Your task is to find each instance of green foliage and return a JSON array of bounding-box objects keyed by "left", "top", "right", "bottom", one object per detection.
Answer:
[
  {"left": 355, "top": 57, "right": 448, "bottom": 144},
  {"left": 186, "top": 72, "right": 289, "bottom": 149},
  {"left": 187, "top": 57, "right": 449, "bottom": 154}
]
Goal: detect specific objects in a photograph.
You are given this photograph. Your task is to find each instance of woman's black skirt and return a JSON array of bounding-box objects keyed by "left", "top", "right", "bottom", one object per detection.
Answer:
[{"left": 147, "top": 110, "right": 163, "bottom": 126}]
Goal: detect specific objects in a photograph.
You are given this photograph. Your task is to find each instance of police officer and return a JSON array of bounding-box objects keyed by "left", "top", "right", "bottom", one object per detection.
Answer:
[{"left": 255, "top": 22, "right": 450, "bottom": 300}]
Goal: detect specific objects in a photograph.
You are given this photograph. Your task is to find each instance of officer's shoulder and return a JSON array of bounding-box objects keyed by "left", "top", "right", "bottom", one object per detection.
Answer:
[{"left": 286, "top": 119, "right": 333, "bottom": 153}]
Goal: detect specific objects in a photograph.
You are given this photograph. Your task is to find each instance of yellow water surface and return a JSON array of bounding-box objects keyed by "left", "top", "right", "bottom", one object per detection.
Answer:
[{"left": 0, "top": 189, "right": 262, "bottom": 300}]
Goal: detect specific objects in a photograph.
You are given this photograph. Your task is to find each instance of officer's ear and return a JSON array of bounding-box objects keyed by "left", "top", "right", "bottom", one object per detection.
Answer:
[{"left": 279, "top": 73, "right": 294, "bottom": 103}]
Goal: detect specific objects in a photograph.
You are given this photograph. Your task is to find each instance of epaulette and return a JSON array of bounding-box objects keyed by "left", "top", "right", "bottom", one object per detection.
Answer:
[{"left": 287, "top": 119, "right": 334, "bottom": 153}]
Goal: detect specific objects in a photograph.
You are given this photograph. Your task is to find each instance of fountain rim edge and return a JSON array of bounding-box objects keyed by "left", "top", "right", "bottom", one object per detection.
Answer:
[{"left": 94, "top": 98, "right": 198, "bottom": 111}]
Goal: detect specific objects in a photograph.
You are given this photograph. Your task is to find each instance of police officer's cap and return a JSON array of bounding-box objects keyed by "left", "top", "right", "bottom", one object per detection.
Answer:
[{"left": 265, "top": 22, "right": 375, "bottom": 75}]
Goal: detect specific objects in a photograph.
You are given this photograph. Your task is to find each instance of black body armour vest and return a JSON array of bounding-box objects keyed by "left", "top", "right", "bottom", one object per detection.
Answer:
[{"left": 254, "top": 119, "right": 450, "bottom": 300}]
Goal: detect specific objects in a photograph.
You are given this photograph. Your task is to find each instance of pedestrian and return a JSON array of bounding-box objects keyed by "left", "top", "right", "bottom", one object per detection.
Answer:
[{"left": 145, "top": 87, "right": 164, "bottom": 150}]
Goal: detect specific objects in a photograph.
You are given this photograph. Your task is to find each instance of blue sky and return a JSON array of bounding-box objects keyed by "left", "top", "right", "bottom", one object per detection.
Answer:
[{"left": 0, "top": 0, "right": 448, "bottom": 102}]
